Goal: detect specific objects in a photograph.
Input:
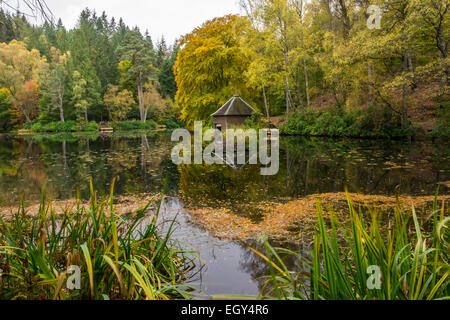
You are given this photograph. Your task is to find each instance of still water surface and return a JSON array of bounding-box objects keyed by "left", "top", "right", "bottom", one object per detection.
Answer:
[{"left": 0, "top": 132, "right": 448, "bottom": 295}]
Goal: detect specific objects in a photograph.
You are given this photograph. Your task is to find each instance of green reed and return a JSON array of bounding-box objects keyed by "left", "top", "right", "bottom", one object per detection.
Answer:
[
  {"left": 0, "top": 180, "right": 197, "bottom": 300},
  {"left": 255, "top": 192, "right": 449, "bottom": 300}
]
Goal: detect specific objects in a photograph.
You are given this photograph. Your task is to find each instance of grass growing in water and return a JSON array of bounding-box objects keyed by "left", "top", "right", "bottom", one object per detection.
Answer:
[
  {"left": 253, "top": 192, "right": 449, "bottom": 300},
  {"left": 0, "top": 180, "right": 197, "bottom": 300}
]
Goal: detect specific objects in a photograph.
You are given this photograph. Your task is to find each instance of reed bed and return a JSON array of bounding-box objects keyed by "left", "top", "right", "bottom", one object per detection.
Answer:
[
  {"left": 253, "top": 192, "right": 449, "bottom": 300},
  {"left": 0, "top": 181, "right": 197, "bottom": 300}
]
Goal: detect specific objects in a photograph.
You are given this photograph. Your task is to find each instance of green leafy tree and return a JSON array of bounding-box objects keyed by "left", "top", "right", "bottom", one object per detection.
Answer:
[
  {"left": 0, "top": 88, "right": 13, "bottom": 131},
  {"left": 70, "top": 24, "right": 102, "bottom": 120},
  {"left": 41, "top": 47, "right": 71, "bottom": 122},
  {"left": 118, "top": 29, "right": 156, "bottom": 122},
  {"left": 71, "top": 71, "right": 89, "bottom": 123},
  {"left": 119, "top": 29, "right": 155, "bottom": 122},
  {"left": 104, "top": 84, "right": 135, "bottom": 121}
]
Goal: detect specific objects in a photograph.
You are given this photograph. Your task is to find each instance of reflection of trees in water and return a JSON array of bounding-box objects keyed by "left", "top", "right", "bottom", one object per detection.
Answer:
[
  {"left": 282, "top": 137, "right": 449, "bottom": 197},
  {"left": 161, "top": 158, "right": 180, "bottom": 196},
  {"left": 179, "top": 164, "right": 262, "bottom": 203},
  {"left": 0, "top": 133, "right": 176, "bottom": 205},
  {"left": 141, "top": 135, "right": 149, "bottom": 180},
  {"left": 178, "top": 163, "right": 286, "bottom": 217},
  {"left": 237, "top": 240, "right": 311, "bottom": 295},
  {"left": 0, "top": 134, "right": 447, "bottom": 206},
  {"left": 179, "top": 137, "right": 449, "bottom": 211}
]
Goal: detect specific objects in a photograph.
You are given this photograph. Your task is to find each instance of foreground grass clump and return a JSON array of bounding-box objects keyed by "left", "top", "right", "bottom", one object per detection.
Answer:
[
  {"left": 0, "top": 182, "right": 196, "bottom": 300},
  {"left": 256, "top": 193, "right": 449, "bottom": 300}
]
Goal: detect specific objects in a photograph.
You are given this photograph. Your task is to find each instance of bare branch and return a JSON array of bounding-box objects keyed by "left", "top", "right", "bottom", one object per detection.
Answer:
[{"left": 0, "top": 0, "right": 54, "bottom": 24}]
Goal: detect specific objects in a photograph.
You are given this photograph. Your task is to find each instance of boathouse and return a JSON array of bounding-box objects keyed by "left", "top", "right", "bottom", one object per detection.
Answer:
[{"left": 211, "top": 95, "right": 258, "bottom": 131}]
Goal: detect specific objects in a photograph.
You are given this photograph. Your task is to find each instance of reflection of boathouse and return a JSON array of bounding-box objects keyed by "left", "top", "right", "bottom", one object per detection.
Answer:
[{"left": 212, "top": 95, "right": 257, "bottom": 131}]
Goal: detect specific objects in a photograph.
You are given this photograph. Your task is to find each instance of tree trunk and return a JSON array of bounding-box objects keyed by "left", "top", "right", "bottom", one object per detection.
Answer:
[
  {"left": 20, "top": 106, "right": 32, "bottom": 124},
  {"left": 62, "top": 140, "right": 67, "bottom": 171},
  {"left": 58, "top": 89, "right": 65, "bottom": 122},
  {"left": 401, "top": 52, "right": 409, "bottom": 128},
  {"left": 137, "top": 71, "right": 145, "bottom": 122},
  {"left": 303, "top": 59, "right": 310, "bottom": 107},
  {"left": 337, "top": 0, "right": 351, "bottom": 39},
  {"left": 8, "top": 88, "right": 31, "bottom": 123},
  {"left": 283, "top": 52, "right": 291, "bottom": 122},
  {"left": 437, "top": 24, "right": 449, "bottom": 104},
  {"left": 400, "top": 23, "right": 410, "bottom": 129},
  {"left": 261, "top": 80, "right": 270, "bottom": 125},
  {"left": 368, "top": 63, "right": 374, "bottom": 107}
]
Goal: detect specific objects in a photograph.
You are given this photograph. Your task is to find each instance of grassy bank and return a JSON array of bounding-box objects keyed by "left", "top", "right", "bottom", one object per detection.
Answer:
[
  {"left": 24, "top": 120, "right": 100, "bottom": 133},
  {"left": 255, "top": 192, "right": 449, "bottom": 300},
  {"left": 0, "top": 181, "right": 196, "bottom": 300},
  {"left": 22, "top": 120, "right": 166, "bottom": 134},
  {"left": 110, "top": 120, "right": 157, "bottom": 131}
]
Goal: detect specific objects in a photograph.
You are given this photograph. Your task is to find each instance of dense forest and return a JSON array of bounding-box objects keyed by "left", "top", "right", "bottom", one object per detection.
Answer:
[
  {"left": 175, "top": 0, "right": 449, "bottom": 138},
  {"left": 0, "top": 0, "right": 448, "bottom": 138},
  {"left": 0, "top": 8, "right": 179, "bottom": 132}
]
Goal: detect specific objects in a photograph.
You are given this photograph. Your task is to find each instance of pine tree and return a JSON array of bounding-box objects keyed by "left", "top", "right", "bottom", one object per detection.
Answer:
[
  {"left": 158, "top": 44, "right": 177, "bottom": 100},
  {"left": 118, "top": 30, "right": 156, "bottom": 121},
  {"left": 70, "top": 26, "right": 102, "bottom": 120},
  {"left": 156, "top": 35, "right": 168, "bottom": 69}
]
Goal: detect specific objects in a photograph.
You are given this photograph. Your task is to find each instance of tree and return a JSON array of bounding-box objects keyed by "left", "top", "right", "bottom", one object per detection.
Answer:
[
  {"left": 70, "top": 25, "right": 102, "bottom": 119},
  {"left": 18, "top": 80, "right": 40, "bottom": 121},
  {"left": 0, "top": 1, "right": 53, "bottom": 23},
  {"left": 174, "top": 15, "right": 256, "bottom": 126},
  {"left": 71, "top": 71, "right": 89, "bottom": 123},
  {"left": 118, "top": 59, "right": 137, "bottom": 94},
  {"left": 118, "top": 30, "right": 156, "bottom": 122},
  {"left": 241, "top": 0, "right": 309, "bottom": 118},
  {"left": 42, "top": 47, "right": 71, "bottom": 122},
  {"left": 142, "top": 81, "right": 174, "bottom": 121},
  {"left": 0, "top": 40, "right": 47, "bottom": 123},
  {"left": 103, "top": 84, "right": 135, "bottom": 121},
  {"left": 156, "top": 35, "right": 168, "bottom": 69},
  {"left": 0, "top": 88, "right": 13, "bottom": 131},
  {"left": 410, "top": 0, "right": 449, "bottom": 105},
  {"left": 158, "top": 45, "right": 178, "bottom": 100}
]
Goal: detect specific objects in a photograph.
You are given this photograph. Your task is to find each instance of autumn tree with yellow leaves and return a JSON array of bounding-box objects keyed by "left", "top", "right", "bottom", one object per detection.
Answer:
[
  {"left": 174, "top": 15, "right": 259, "bottom": 126},
  {"left": 0, "top": 40, "right": 47, "bottom": 123},
  {"left": 104, "top": 84, "right": 136, "bottom": 122}
]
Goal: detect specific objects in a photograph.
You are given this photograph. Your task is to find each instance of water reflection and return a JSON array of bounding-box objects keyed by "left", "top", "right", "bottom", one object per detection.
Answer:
[
  {"left": 179, "top": 137, "right": 450, "bottom": 210},
  {"left": 0, "top": 133, "right": 448, "bottom": 207},
  {"left": 0, "top": 133, "right": 177, "bottom": 206},
  {"left": 155, "top": 197, "right": 308, "bottom": 296}
]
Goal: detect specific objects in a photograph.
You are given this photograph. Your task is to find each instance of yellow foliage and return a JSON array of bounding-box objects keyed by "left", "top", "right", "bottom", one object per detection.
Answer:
[
  {"left": 174, "top": 15, "right": 259, "bottom": 126},
  {"left": 104, "top": 85, "right": 136, "bottom": 122},
  {"left": 0, "top": 40, "right": 47, "bottom": 122}
]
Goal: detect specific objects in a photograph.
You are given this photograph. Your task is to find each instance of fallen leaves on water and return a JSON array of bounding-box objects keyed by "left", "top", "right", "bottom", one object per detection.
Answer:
[
  {"left": 0, "top": 194, "right": 161, "bottom": 218},
  {"left": 187, "top": 193, "right": 450, "bottom": 242}
]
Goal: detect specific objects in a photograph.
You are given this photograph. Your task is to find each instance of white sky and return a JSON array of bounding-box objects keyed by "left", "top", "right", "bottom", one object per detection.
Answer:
[{"left": 44, "top": 0, "right": 241, "bottom": 45}]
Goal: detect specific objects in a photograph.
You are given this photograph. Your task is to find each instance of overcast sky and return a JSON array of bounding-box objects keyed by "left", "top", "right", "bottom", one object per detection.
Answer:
[{"left": 43, "top": 0, "right": 241, "bottom": 45}]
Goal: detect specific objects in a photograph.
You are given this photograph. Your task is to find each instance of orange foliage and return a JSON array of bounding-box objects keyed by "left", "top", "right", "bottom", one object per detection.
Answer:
[{"left": 187, "top": 193, "right": 450, "bottom": 241}]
